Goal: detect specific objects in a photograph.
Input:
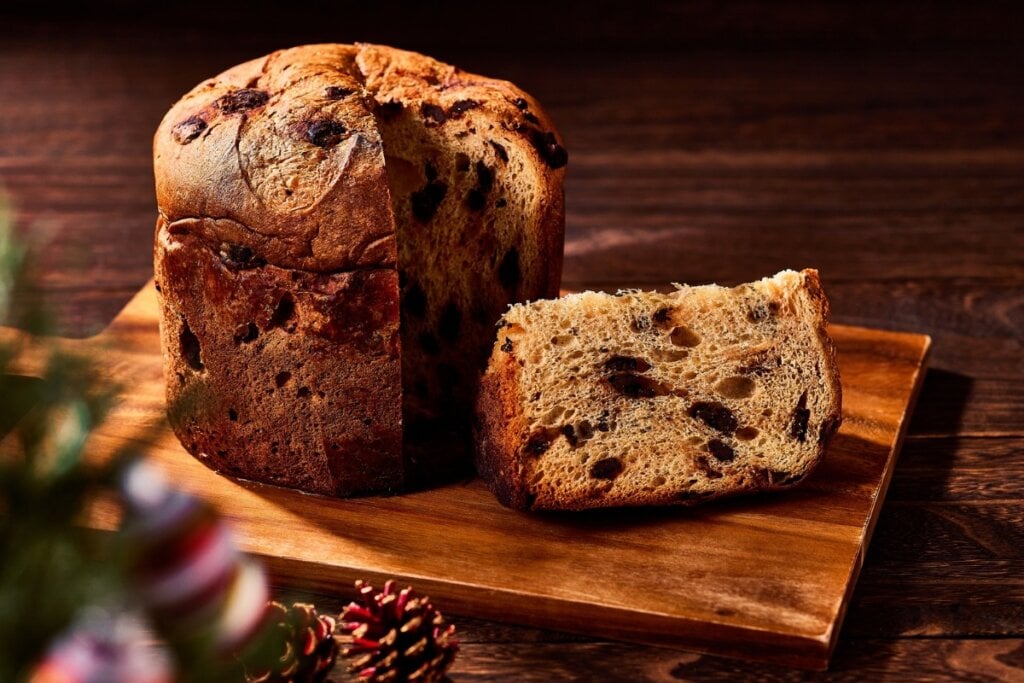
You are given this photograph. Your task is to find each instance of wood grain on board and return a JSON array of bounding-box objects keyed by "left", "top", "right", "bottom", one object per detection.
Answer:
[{"left": 1, "top": 282, "right": 930, "bottom": 669}]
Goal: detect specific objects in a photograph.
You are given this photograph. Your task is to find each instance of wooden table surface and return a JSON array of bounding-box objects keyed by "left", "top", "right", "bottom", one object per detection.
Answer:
[{"left": 2, "top": 2, "right": 1022, "bottom": 680}]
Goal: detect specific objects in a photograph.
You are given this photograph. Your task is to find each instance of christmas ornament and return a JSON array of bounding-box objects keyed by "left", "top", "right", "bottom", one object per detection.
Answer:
[
  {"left": 1, "top": 213, "right": 317, "bottom": 682},
  {"left": 339, "top": 580, "right": 458, "bottom": 683},
  {"left": 244, "top": 602, "right": 338, "bottom": 683},
  {"left": 28, "top": 607, "right": 174, "bottom": 683},
  {"left": 118, "top": 458, "right": 270, "bottom": 657}
]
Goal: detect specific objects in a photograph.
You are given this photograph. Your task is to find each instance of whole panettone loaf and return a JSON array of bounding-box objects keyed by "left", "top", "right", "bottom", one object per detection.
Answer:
[
  {"left": 475, "top": 270, "right": 842, "bottom": 511},
  {"left": 154, "top": 44, "right": 565, "bottom": 496}
]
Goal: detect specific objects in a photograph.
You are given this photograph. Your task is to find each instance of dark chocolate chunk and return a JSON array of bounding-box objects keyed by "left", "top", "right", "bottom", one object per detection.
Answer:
[
  {"left": 707, "top": 439, "right": 736, "bottom": 462},
  {"left": 268, "top": 294, "right": 296, "bottom": 331},
  {"left": 421, "top": 102, "right": 448, "bottom": 125},
  {"left": 233, "top": 322, "right": 259, "bottom": 344},
  {"left": 525, "top": 428, "right": 555, "bottom": 456},
  {"left": 179, "top": 321, "right": 203, "bottom": 371},
  {"left": 498, "top": 248, "right": 521, "bottom": 293},
  {"left": 171, "top": 115, "right": 207, "bottom": 144},
  {"left": 590, "top": 457, "right": 623, "bottom": 480},
  {"left": 228, "top": 408, "right": 238, "bottom": 422},
  {"left": 523, "top": 112, "right": 540, "bottom": 124},
  {"left": 218, "top": 243, "right": 264, "bottom": 270},
  {"left": 455, "top": 153, "right": 471, "bottom": 172},
  {"left": 466, "top": 189, "right": 486, "bottom": 211},
  {"left": 377, "top": 100, "right": 404, "bottom": 119},
  {"left": 490, "top": 140, "right": 509, "bottom": 162},
  {"left": 303, "top": 118, "right": 348, "bottom": 147},
  {"left": 603, "top": 355, "right": 652, "bottom": 373},
  {"left": 500, "top": 337, "right": 513, "bottom": 353},
  {"left": 577, "top": 420, "right": 595, "bottom": 440},
  {"left": 789, "top": 391, "right": 810, "bottom": 442},
  {"left": 528, "top": 129, "right": 568, "bottom": 169},
  {"left": 448, "top": 99, "right": 481, "bottom": 117},
  {"left": 324, "top": 86, "right": 355, "bottom": 100},
  {"left": 560, "top": 424, "right": 578, "bottom": 447},
  {"left": 476, "top": 161, "right": 494, "bottom": 193},
  {"left": 467, "top": 160, "right": 495, "bottom": 211},
  {"left": 688, "top": 401, "right": 738, "bottom": 435},
  {"left": 438, "top": 300, "right": 462, "bottom": 342},
  {"left": 402, "top": 282, "right": 427, "bottom": 318},
  {"left": 411, "top": 180, "right": 448, "bottom": 222},
  {"left": 607, "top": 373, "right": 669, "bottom": 398},
  {"left": 214, "top": 88, "right": 269, "bottom": 114},
  {"left": 417, "top": 331, "right": 441, "bottom": 355},
  {"left": 513, "top": 97, "right": 529, "bottom": 110}
]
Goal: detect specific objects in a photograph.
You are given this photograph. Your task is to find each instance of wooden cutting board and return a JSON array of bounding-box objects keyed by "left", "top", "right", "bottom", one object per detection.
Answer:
[{"left": 2, "top": 281, "right": 930, "bottom": 670}]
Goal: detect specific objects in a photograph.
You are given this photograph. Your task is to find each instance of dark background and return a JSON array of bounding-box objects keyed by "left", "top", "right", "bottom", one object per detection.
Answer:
[{"left": 2, "top": 2, "right": 1023, "bottom": 679}]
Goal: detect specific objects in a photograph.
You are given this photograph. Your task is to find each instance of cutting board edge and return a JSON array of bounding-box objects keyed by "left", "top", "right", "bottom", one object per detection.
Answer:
[{"left": 821, "top": 332, "right": 932, "bottom": 661}]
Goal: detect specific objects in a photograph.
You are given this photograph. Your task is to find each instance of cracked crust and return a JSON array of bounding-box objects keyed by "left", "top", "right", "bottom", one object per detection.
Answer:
[
  {"left": 155, "top": 44, "right": 566, "bottom": 497},
  {"left": 154, "top": 45, "right": 397, "bottom": 272}
]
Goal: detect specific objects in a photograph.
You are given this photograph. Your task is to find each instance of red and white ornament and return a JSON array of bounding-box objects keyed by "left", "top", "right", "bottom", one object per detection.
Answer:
[
  {"left": 119, "top": 458, "right": 269, "bottom": 653},
  {"left": 29, "top": 608, "right": 174, "bottom": 683}
]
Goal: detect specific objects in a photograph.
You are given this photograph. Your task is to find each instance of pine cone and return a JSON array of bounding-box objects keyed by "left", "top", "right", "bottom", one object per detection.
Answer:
[
  {"left": 339, "top": 580, "right": 458, "bottom": 683},
  {"left": 245, "top": 602, "right": 338, "bottom": 683}
]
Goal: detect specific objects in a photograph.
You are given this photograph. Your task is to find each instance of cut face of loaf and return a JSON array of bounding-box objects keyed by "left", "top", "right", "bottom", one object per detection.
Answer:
[
  {"left": 153, "top": 44, "right": 565, "bottom": 496},
  {"left": 475, "top": 269, "right": 842, "bottom": 511},
  {"left": 355, "top": 45, "right": 565, "bottom": 480}
]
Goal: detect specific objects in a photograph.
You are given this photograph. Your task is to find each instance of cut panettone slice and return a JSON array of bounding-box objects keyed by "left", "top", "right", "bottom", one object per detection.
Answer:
[{"left": 474, "top": 269, "right": 842, "bottom": 511}]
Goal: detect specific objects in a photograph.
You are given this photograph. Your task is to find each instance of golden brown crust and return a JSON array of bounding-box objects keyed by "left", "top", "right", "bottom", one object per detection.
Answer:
[
  {"left": 474, "top": 345, "right": 530, "bottom": 510},
  {"left": 154, "top": 45, "right": 397, "bottom": 273},
  {"left": 155, "top": 44, "right": 566, "bottom": 497},
  {"left": 799, "top": 268, "right": 844, "bottom": 462}
]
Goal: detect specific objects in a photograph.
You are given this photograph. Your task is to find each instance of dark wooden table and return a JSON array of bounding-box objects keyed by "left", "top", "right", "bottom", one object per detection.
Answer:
[{"left": 3, "top": 3, "right": 1022, "bottom": 680}]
